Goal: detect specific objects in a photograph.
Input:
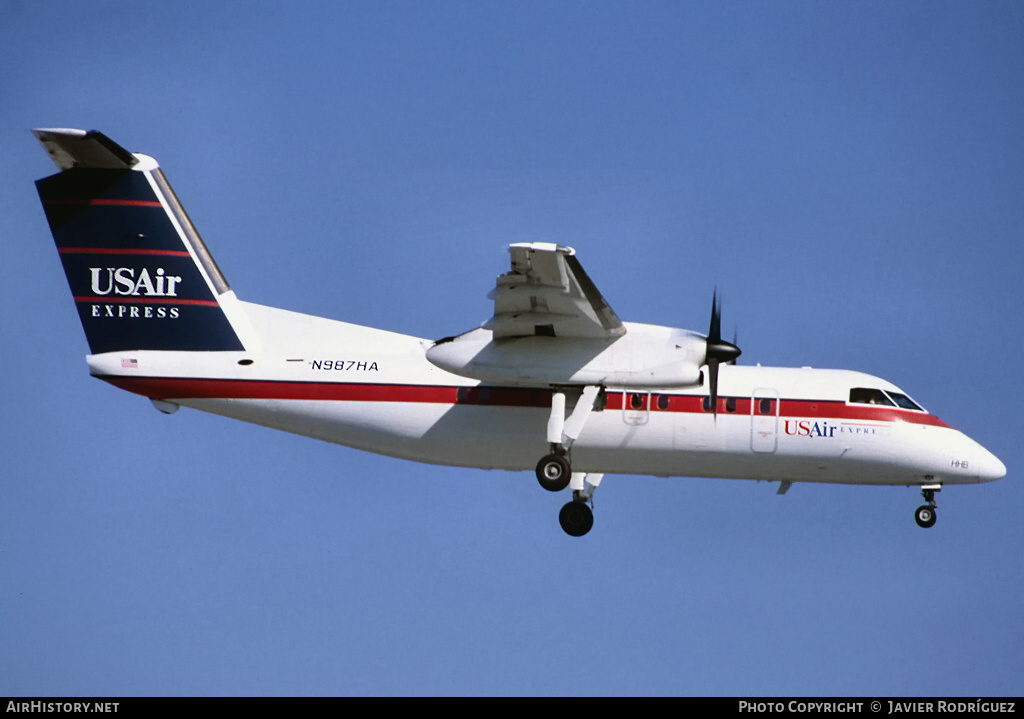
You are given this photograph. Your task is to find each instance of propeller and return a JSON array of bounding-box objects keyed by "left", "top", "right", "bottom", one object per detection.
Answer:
[{"left": 705, "top": 290, "right": 741, "bottom": 416}]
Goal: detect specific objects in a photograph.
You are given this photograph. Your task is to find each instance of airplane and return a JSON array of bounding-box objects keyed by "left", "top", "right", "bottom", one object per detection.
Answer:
[{"left": 32, "top": 128, "right": 1006, "bottom": 537}]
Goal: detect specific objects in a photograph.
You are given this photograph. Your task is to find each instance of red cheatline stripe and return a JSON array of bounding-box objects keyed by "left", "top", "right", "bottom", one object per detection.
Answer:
[
  {"left": 74, "top": 296, "right": 219, "bottom": 307},
  {"left": 96, "top": 376, "right": 950, "bottom": 427},
  {"left": 59, "top": 247, "right": 191, "bottom": 257},
  {"left": 780, "top": 399, "right": 946, "bottom": 426},
  {"left": 613, "top": 393, "right": 948, "bottom": 427},
  {"left": 43, "top": 199, "right": 162, "bottom": 207},
  {"left": 102, "top": 376, "right": 460, "bottom": 404}
]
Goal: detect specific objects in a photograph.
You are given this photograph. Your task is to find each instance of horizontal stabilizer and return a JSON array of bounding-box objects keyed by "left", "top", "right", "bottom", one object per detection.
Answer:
[{"left": 33, "top": 128, "right": 138, "bottom": 171}]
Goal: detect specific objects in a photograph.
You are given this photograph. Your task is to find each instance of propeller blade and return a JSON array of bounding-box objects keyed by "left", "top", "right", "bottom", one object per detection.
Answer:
[
  {"left": 707, "top": 358, "right": 720, "bottom": 417},
  {"left": 704, "top": 290, "right": 741, "bottom": 417},
  {"left": 709, "top": 289, "right": 722, "bottom": 344}
]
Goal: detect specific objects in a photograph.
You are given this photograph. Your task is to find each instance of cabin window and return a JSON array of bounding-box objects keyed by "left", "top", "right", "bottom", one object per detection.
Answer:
[
  {"left": 630, "top": 393, "right": 644, "bottom": 410},
  {"left": 758, "top": 398, "right": 773, "bottom": 415},
  {"left": 702, "top": 395, "right": 713, "bottom": 412},
  {"left": 849, "top": 388, "right": 895, "bottom": 406},
  {"left": 657, "top": 394, "right": 669, "bottom": 411},
  {"left": 725, "top": 397, "right": 736, "bottom": 413}
]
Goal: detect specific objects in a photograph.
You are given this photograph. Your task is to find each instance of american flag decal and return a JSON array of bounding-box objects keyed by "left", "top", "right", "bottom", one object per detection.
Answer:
[{"left": 121, "top": 358, "right": 139, "bottom": 369}]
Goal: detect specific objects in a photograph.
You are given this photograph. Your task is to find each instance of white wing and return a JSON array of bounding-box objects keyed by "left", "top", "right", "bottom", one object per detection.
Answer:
[{"left": 483, "top": 243, "right": 625, "bottom": 340}]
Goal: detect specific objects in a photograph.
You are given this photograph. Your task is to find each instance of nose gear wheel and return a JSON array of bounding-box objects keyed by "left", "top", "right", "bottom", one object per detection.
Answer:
[{"left": 914, "top": 486, "right": 940, "bottom": 528}]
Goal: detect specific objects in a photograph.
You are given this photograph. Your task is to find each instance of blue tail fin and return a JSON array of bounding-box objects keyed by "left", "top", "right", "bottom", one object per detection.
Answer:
[{"left": 34, "top": 129, "right": 245, "bottom": 354}]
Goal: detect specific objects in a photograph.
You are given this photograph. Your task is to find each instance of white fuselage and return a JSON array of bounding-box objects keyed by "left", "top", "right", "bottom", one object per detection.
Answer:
[{"left": 87, "top": 301, "right": 1006, "bottom": 489}]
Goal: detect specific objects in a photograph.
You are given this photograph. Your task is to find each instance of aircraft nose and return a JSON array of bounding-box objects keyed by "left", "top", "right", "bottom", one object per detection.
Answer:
[
  {"left": 979, "top": 448, "right": 1007, "bottom": 482},
  {"left": 946, "top": 431, "right": 1006, "bottom": 483}
]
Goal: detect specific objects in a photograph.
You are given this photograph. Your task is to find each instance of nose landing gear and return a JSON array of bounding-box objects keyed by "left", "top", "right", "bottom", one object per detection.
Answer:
[{"left": 914, "top": 485, "right": 940, "bottom": 528}]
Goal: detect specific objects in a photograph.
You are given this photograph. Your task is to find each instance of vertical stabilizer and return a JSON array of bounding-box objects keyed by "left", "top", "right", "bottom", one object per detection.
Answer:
[{"left": 34, "top": 129, "right": 246, "bottom": 354}]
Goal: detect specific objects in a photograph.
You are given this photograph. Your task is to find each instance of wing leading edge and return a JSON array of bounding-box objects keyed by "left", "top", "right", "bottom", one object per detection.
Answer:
[{"left": 484, "top": 243, "right": 625, "bottom": 340}]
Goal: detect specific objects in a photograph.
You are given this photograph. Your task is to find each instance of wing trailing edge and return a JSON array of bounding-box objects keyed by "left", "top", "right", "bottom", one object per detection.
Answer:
[{"left": 488, "top": 243, "right": 625, "bottom": 340}]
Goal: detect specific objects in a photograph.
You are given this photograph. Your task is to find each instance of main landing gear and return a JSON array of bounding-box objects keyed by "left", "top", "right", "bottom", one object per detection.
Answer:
[
  {"left": 536, "top": 452, "right": 571, "bottom": 492},
  {"left": 914, "top": 485, "right": 940, "bottom": 528},
  {"left": 559, "top": 494, "right": 594, "bottom": 537},
  {"left": 536, "top": 452, "right": 600, "bottom": 537},
  {"left": 536, "top": 386, "right": 603, "bottom": 536}
]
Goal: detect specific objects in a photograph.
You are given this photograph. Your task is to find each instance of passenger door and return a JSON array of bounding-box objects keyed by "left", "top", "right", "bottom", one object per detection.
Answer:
[
  {"left": 750, "top": 388, "right": 779, "bottom": 453},
  {"left": 622, "top": 390, "right": 650, "bottom": 426}
]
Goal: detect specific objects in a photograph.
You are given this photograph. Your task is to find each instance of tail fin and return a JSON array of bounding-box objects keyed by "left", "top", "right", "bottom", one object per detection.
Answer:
[{"left": 34, "top": 129, "right": 246, "bottom": 354}]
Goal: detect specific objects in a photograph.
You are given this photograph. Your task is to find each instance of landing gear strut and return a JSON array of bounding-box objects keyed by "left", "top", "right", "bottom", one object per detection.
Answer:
[
  {"left": 915, "top": 486, "right": 940, "bottom": 528},
  {"left": 536, "top": 385, "right": 604, "bottom": 534},
  {"left": 535, "top": 385, "right": 601, "bottom": 492}
]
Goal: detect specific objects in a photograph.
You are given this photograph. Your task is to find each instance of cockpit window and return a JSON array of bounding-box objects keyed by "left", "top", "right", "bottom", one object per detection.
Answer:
[
  {"left": 848, "top": 387, "right": 926, "bottom": 411},
  {"left": 849, "top": 388, "right": 896, "bottom": 406},
  {"left": 884, "top": 391, "right": 924, "bottom": 411}
]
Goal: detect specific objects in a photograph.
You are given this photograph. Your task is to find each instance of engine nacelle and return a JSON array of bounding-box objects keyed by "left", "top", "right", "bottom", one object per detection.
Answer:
[{"left": 426, "top": 322, "right": 706, "bottom": 388}]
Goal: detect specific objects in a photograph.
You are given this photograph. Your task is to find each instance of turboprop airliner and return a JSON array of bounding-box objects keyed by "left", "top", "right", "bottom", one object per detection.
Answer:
[{"left": 33, "top": 128, "right": 1006, "bottom": 536}]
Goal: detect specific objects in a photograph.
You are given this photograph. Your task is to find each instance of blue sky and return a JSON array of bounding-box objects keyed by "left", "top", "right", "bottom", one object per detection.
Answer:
[{"left": 2, "top": 0, "right": 1022, "bottom": 696}]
